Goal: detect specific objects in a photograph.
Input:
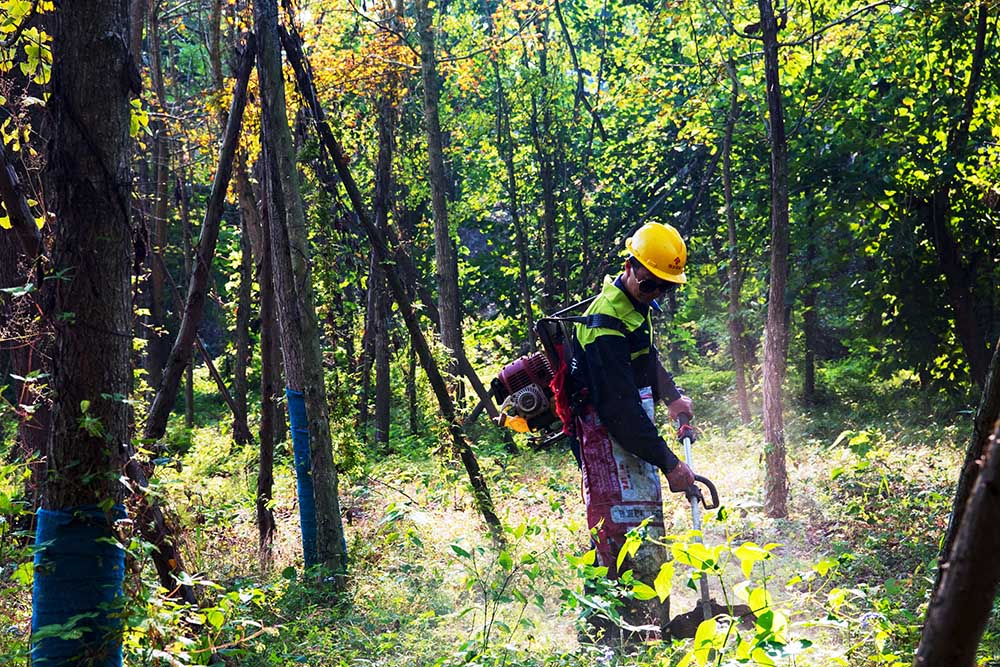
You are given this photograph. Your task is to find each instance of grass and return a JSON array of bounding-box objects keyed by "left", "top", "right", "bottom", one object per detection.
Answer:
[{"left": 0, "top": 365, "right": 987, "bottom": 666}]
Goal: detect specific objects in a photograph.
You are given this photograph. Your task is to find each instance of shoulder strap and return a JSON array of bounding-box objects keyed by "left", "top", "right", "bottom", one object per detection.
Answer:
[{"left": 541, "top": 314, "right": 626, "bottom": 332}]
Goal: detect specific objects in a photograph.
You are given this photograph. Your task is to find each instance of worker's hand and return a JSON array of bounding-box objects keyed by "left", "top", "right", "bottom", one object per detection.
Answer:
[
  {"left": 667, "top": 395, "right": 693, "bottom": 422},
  {"left": 677, "top": 423, "right": 696, "bottom": 443},
  {"left": 665, "top": 460, "right": 695, "bottom": 493}
]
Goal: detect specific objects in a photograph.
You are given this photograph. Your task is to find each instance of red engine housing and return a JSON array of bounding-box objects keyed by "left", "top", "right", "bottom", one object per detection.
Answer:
[{"left": 495, "top": 352, "right": 554, "bottom": 397}]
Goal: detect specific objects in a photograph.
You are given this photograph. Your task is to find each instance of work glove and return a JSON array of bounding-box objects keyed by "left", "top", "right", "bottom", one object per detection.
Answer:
[
  {"left": 667, "top": 395, "right": 693, "bottom": 422},
  {"left": 665, "top": 460, "right": 695, "bottom": 493}
]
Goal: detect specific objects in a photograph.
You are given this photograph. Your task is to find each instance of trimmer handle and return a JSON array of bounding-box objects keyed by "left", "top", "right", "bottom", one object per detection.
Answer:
[
  {"left": 677, "top": 412, "right": 696, "bottom": 444},
  {"left": 686, "top": 474, "right": 720, "bottom": 510}
]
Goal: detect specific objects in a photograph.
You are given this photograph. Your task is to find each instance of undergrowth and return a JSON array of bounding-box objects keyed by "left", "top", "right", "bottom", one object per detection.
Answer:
[{"left": 0, "top": 364, "right": 991, "bottom": 666}]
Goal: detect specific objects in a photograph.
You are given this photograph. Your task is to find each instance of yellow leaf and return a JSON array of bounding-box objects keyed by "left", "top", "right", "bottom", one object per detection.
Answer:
[{"left": 654, "top": 561, "right": 673, "bottom": 602}]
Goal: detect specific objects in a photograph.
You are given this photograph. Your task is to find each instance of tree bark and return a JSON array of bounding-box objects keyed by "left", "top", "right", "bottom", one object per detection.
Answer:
[
  {"left": 255, "top": 161, "right": 278, "bottom": 563},
  {"left": 493, "top": 61, "right": 535, "bottom": 352},
  {"left": 175, "top": 174, "right": 196, "bottom": 428},
  {"left": 758, "top": 0, "right": 790, "bottom": 518},
  {"left": 914, "top": 418, "right": 1000, "bottom": 667},
  {"left": 802, "top": 239, "right": 818, "bottom": 405},
  {"left": 722, "top": 58, "right": 751, "bottom": 425},
  {"left": 144, "top": 39, "right": 256, "bottom": 443},
  {"left": 233, "top": 209, "right": 254, "bottom": 445},
  {"left": 281, "top": 28, "right": 503, "bottom": 542},
  {"left": 146, "top": 2, "right": 171, "bottom": 393},
  {"left": 373, "top": 91, "right": 396, "bottom": 448},
  {"left": 935, "top": 338, "right": 1000, "bottom": 590},
  {"left": 33, "top": 2, "right": 132, "bottom": 661},
  {"left": 416, "top": 0, "right": 464, "bottom": 382},
  {"left": 255, "top": 0, "right": 348, "bottom": 580}
]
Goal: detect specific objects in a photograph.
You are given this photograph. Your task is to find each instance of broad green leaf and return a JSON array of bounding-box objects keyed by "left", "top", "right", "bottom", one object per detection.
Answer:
[
  {"left": 207, "top": 610, "right": 225, "bottom": 629},
  {"left": 631, "top": 582, "right": 657, "bottom": 600},
  {"left": 653, "top": 561, "right": 674, "bottom": 602},
  {"left": 692, "top": 618, "right": 718, "bottom": 667},
  {"left": 498, "top": 550, "right": 513, "bottom": 571}
]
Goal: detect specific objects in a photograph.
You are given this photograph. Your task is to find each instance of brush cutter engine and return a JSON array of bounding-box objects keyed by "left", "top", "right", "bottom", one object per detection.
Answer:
[{"left": 491, "top": 352, "right": 561, "bottom": 435}]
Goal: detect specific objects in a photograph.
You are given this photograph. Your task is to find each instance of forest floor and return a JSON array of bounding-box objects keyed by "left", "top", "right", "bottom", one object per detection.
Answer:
[{"left": 0, "top": 369, "right": 988, "bottom": 666}]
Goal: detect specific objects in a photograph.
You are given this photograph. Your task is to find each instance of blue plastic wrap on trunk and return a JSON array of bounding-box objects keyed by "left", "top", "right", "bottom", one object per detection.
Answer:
[{"left": 286, "top": 387, "right": 318, "bottom": 566}]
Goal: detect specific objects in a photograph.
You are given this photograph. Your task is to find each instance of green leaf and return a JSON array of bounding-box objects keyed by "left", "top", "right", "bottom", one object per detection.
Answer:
[
  {"left": 281, "top": 566, "right": 296, "bottom": 581},
  {"left": 207, "top": 610, "right": 225, "bottom": 629},
  {"left": 631, "top": 582, "right": 657, "bottom": 600},
  {"left": 498, "top": 550, "right": 513, "bottom": 572},
  {"left": 692, "top": 618, "right": 718, "bottom": 667},
  {"left": 653, "top": 561, "right": 674, "bottom": 602},
  {"left": 450, "top": 544, "right": 471, "bottom": 559},
  {"left": 11, "top": 561, "right": 33, "bottom": 586}
]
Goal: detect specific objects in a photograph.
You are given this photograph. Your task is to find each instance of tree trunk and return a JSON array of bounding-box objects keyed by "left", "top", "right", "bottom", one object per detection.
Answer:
[
  {"left": 358, "top": 253, "right": 377, "bottom": 436},
  {"left": 281, "top": 29, "right": 503, "bottom": 542},
  {"left": 407, "top": 340, "right": 419, "bottom": 435},
  {"left": 416, "top": 0, "right": 463, "bottom": 380},
  {"left": 758, "top": 0, "right": 790, "bottom": 519},
  {"left": 914, "top": 417, "right": 1000, "bottom": 667},
  {"left": 256, "top": 161, "right": 279, "bottom": 563},
  {"left": 146, "top": 3, "right": 171, "bottom": 393},
  {"left": 32, "top": 3, "right": 132, "bottom": 663},
  {"left": 144, "top": 40, "right": 256, "bottom": 444},
  {"left": 802, "top": 239, "right": 818, "bottom": 405},
  {"left": 255, "top": 0, "right": 348, "bottom": 581},
  {"left": 722, "top": 58, "right": 751, "bottom": 425},
  {"left": 493, "top": 61, "right": 535, "bottom": 351},
  {"left": 934, "top": 338, "right": 1000, "bottom": 592},
  {"left": 373, "top": 91, "right": 396, "bottom": 449},
  {"left": 176, "top": 174, "right": 196, "bottom": 428},
  {"left": 233, "top": 210, "right": 254, "bottom": 444}
]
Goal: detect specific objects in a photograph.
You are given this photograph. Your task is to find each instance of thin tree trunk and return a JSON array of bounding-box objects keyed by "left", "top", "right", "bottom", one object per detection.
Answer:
[
  {"left": 146, "top": 3, "right": 171, "bottom": 393},
  {"left": 144, "top": 40, "right": 255, "bottom": 444},
  {"left": 255, "top": 0, "right": 348, "bottom": 580},
  {"left": 233, "top": 211, "right": 253, "bottom": 444},
  {"left": 373, "top": 90, "right": 396, "bottom": 449},
  {"left": 358, "top": 253, "right": 377, "bottom": 436},
  {"left": 407, "top": 339, "right": 418, "bottom": 435},
  {"left": 802, "top": 239, "right": 818, "bottom": 405},
  {"left": 758, "top": 0, "right": 790, "bottom": 519},
  {"left": 33, "top": 3, "right": 132, "bottom": 662},
  {"left": 176, "top": 173, "right": 196, "bottom": 428},
  {"left": 282, "top": 29, "right": 503, "bottom": 542},
  {"left": 722, "top": 59, "right": 751, "bottom": 425},
  {"left": 256, "top": 162, "right": 279, "bottom": 563},
  {"left": 416, "top": 0, "right": 463, "bottom": 379},
  {"left": 493, "top": 61, "right": 534, "bottom": 351}
]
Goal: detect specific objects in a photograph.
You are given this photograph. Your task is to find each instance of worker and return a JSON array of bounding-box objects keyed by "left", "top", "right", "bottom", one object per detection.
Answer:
[{"left": 571, "top": 221, "right": 695, "bottom": 643}]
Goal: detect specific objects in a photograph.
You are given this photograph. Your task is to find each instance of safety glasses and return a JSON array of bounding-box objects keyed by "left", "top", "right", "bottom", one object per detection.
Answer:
[{"left": 637, "top": 277, "right": 676, "bottom": 294}]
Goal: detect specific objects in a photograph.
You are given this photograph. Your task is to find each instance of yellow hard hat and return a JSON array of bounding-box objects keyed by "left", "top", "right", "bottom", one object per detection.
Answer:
[{"left": 625, "top": 222, "right": 687, "bottom": 284}]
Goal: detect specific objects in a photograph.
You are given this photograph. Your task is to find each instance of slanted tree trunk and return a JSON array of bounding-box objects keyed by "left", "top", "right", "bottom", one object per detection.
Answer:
[
  {"left": 416, "top": 0, "right": 463, "bottom": 383},
  {"left": 32, "top": 3, "right": 132, "bottom": 663},
  {"left": 282, "top": 30, "right": 503, "bottom": 542},
  {"left": 358, "top": 253, "right": 377, "bottom": 436},
  {"left": 255, "top": 0, "right": 348, "bottom": 581},
  {"left": 914, "top": 353, "right": 1000, "bottom": 666},
  {"left": 758, "top": 0, "right": 790, "bottom": 518},
  {"left": 144, "top": 40, "right": 255, "bottom": 444}
]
